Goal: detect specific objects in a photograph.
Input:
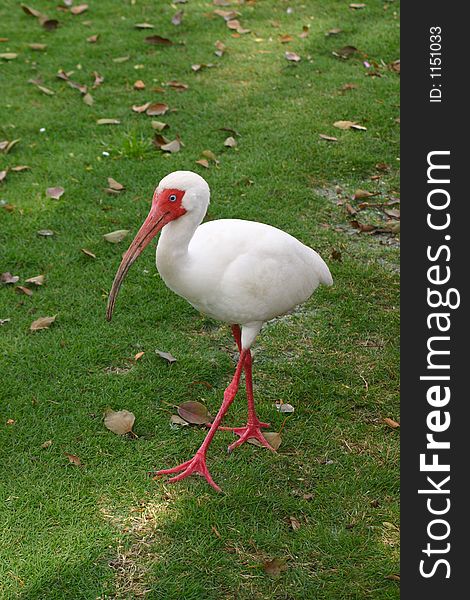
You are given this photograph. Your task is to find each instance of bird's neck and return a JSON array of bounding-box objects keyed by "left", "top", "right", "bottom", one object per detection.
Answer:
[{"left": 157, "top": 211, "right": 200, "bottom": 261}]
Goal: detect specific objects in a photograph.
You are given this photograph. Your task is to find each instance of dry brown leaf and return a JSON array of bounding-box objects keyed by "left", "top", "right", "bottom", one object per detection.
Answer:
[
  {"left": 353, "top": 189, "right": 375, "bottom": 200},
  {"left": 384, "top": 417, "right": 400, "bottom": 429},
  {"left": 155, "top": 349, "right": 177, "bottom": 363},
  {"left": 81, "top": 248, "right": 96, "bottom": 259},
  {"left": 0, "top": 53, "right": 17, "bottom": 60},
  {"left": 107, "top": 177, "right": 125, "bottom": 191},
  {"left": 224, "top": 136, "right": 237, "bottom": 148},
  {"left": 319, "top": 134, "right": 338, "bottom": 142},
  {"left": 145, "top": 35, "right": 173, "bottom": 46},
  {"left": 104, "top": 409, "right": 136, "bottom": 435},
  {"left": 248, "top": 431, "right": 282, "bottom": 450},
  {"left": 30, "top": 315, "right": 56, "bottom": 331},
  {"left": 37, "top": 229, "right": 54, "bottom": 237},
  {"left": 25, "top": 274, "right": 45, "bottom": 286},
  {"left": 10, "top": 165, "right": 31, "bottom": 172},
  {"left": 46, "top": 186, "right": 64, "bottom": 200},
  {"left": 87, "top": 34, "right": 99, "bottom": 43},
  {"left": 172, "top": 10, "right": 184, "bottom": 26},
  {"left": 289, "top": 516, "right": 301, "bottom": 531},
  {"left": 146, "top": 102, "right": 169, "bottom": 116},
  {"left": 196, "top": 159, "right": 209, "bottom": 168},
  {"left": 112, "top": 55, "right": 129, "bottom": 63},
  {"left": 350, "top": 3, "right": 366, "bottom": 8},
  {"left": 0, "top": 139, "right": 20, "bottom": 154},
  {"left": 131, "top": 101, "right": 151, "bottom": 113},
  {"left": 21, "top": 4, "right": 44, "bottom": 18},
  {"left": 0, "top": 170, "right": 8, "bottom": 183},
  {"left": 103, "top": 230, "right": 129, "bottom": 243},
  {"left": 279, "top": 34, "right": 293, "bottom": 43},
  {"left": 151, "top": 120, "right": 168, "bottom": 131},
  {"left": 170, "top": 414, "right": 189, "bottom": 427},
  {"left": 134, "top": 351, "right": 145, "bottom": 361},
  {"left": 263, "top": 558, "right": 288, "bottom": 577},
  {"left": 285, "top": 51, "right": 300, "bottom": 62},
  {"left": 28, "top": 43, "right": 47, "bottom": 50},
  {"left": 326, "top": 28, "right": 342, "bottom": 36},
  {"left": 16, "top": 285, "right": 33, "bottom": 296},
  {"left": 333, "top": 46, "right": 358, "bottom": 59},
  {"left": 160, "top": 139, "right": 181, "bottom": 153},
  {"left": 133, "top": 79, "right": 146, "bottom": 90},
  {"left": 177, "top": 401, "right": 209, "bottom": 425},
  {"left": 333, "top": 120, "right": 357, "bottom": 130},
  {"left": 41, "top": 440, "right": 53, "bottom": 449},
  {"left": 70, "top": 4, "right": 88, "bottom": 16},
  {"left": 166, "top": 80, "right": 188, "bottom": 91},
  {"left": 1, "top": 272, "right": 19, "bottom": 284},
  {"left": 64, "top": 452, "right": 82, "bottom": 466},
  {"left": 96, "top": 118, "right": 120, "bottom": 125},
  {"left": 214, "top": 39, "right": 226, "bottom": 57},
  {"left": 134, "top": 23, "right": 154, "bottom": 29}
]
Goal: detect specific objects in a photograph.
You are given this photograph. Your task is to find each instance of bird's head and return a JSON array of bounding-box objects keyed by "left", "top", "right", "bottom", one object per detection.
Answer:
[{"left": 106, "top": 170, "right": 210, "bottom": 321}]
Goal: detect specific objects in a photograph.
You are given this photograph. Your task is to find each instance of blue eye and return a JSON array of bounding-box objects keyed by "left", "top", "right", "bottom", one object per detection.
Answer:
[{"left": 169, "top": 194, "right": 177, "bottom": 202}]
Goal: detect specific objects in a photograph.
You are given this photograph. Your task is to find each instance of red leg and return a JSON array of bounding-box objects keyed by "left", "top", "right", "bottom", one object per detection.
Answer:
[
  {"left": 152, "top": 349, "right": 249, "bottom": 492},
  {"left": 223, "top": 326, "right": 274, "bottom": 453}
]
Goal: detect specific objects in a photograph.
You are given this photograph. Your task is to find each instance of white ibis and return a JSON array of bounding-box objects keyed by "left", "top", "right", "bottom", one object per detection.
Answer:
[{"left": 107, "top": 171, "right": 333, "bottom": 492}]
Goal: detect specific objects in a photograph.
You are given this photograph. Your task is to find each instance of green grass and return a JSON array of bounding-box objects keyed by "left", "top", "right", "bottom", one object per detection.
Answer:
[{"left": 1, "top": 1, "right": 400, "bottom": 598}]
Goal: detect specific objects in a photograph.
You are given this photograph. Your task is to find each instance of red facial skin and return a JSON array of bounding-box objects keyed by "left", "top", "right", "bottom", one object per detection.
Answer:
[{"left": 106, "top": 188, "right": 186, "bottom": 321}]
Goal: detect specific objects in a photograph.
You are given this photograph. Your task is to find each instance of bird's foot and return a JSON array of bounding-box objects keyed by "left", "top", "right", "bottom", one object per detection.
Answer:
[
  {"left": 151, "top": 450, "right": 222, "bottom": 493},
  {"left": 227, "top": 422, "right": 277, "bottom": 453}
]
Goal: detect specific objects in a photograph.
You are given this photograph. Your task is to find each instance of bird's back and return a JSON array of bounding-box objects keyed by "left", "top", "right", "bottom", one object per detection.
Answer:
[{"left": 159, "top": 219, "right": 332, "bottom": 325}]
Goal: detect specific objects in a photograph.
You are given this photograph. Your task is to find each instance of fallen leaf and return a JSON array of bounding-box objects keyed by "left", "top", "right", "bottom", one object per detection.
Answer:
[
  {"left": 248, "top": 431, "right": 282, "bottom": 450},
  {"left": 16, "top": 285, "right": 33, "bottom": 296},
  {"left": 28, "top": 43, "right": 47, "bottom": 50},
  {"left": 350, "top": 220, "right": 376, "bottom": 232},
  {"left": 81, "top": 248, "right": 96, "bottom": 259},
  {"left": 134, "top": 23, "right": 154, "bottom": 29},
  {"left": 326, "top": 28, "right": 342, "bottom": 36},
  {"left": 299, "top": 25, "right": 310, "bottom": 39},
  {"left": 145, "top": 35, "right": 174, "bottom": 46},
  {"left": 274, "top": 402, "right": 295, "bottom": 413},
  {"left": 107, "top": 177, "right": 125, "bottom": 191},
  {"left": 196, "top": 159, "right": 209, "bottom": 168},
  {"left": 0, "top": 139, "right": 20, "bottom": 154},
  {"left": 41, "top": 440, "right": 53, "bottom": 449},
  {"left": 340, "top": 83, "right": 358, "bottom": 92},
  {"left": 332, "top": 46, "right": 358, "bottom": 59},
  {"left": 146, "top": 102, "right": 169, "bottom": 116},
  {"left": 70, "top": 4, "right": 88, "bottom": 16},
  {"left": 10, "top": 165, "right": 31, "bottom": 172},
  {"left": 289, "top": 516, "right": 301, "bottom": 531},
  {"left": 353, "top": 189, "right": 375, "bottom": 200},
  {"left": 46, "top": 186, "right": 64, "bottom": 200},
  {"left": 151, "top": 120, "right": 168, "bottom": 131},
  {"left": 171, "top": 10, "right": 184, "bottom": 26},
  {"left": 202, "top": 149, "right": 219, "bottom": 162},
  {"left": 30, "top": 315, "right": 56, "bottom": 331},
  {"left": 166, "top": 80, "right": 188, "bottom": 91},
  {"left": 112, "top": 55, "right": 130, "bottom": 63},
  {"left": 350, "top": 3, "right": 366, "bottom": 8},
  {"left": 170, "top": 414, "right": 189, "bottom": 427},
  {"left": 285, "top": 51, "right": 300, "bottom": 62},
  {"left": 64, "top": 452, "right": 82, "bottom": 466},
  {"left": 132, "top": 102, "right": 151, "bottom": 113},
  {"left": 155, "top": 349, "right": 177, "bottom": 363},
  {"left": 134, "top": 351, "right": 145, "bottom": 361},
  {"left": 263, "top": 558, "right": 288, "bottom": 577},
  {"left": 279, "top": 34, "right": 293, "bottom": 43},
  {"left": 303, "top": 492, "right": 315, "bottom": 501},
  {"left": 87, "top": 34, "right": 99, "bottom": 43},
  {"left": 319, "top": 134, "right": 338, "bottom": 142},
  {"left": 224, "top": 136, "right": 237, "bottom": 148},
  {"left": 385, "top": 574, "right": 400, "bottom": 582},
  {"left": 0, "top": 318, "right": 11, "bottom": 325},
  {"left": 25, "top": 274, "right": 45, "bottom": 285},
  {"left": 333, "top": 120, "right": 357, "bottom": 130},
  {"left": 384, "top": 208, "right": 400, "bottom": 219},
  {"left": 92, "top": 72, "right": 104, "bottom": 89},
  {"left": 0, "top": 170, "right": 7, "bottom": 183},
  {"left": 214, "top": 39, "right": 226, "bottom": 57},
  {"left": 0, "top": 53, "right": 17, "bottom": 60},
  {"left": 21, "top": 4, "right": 43, "bottom": 18},
  {"left": 103, "top": 230, "right": 129, "bottom": 243},
  {"left": 96, "top": 118, "right": 120, "bottom": 125},
  {"left": 160, "top": 139, "right": 181, "bottom": 153},
  {"left": 177, "top": 401, "right": 209, "bottom": 425},
  {"left": 37, "top": 229, "right": 54, "bottom": 237},
  {"left": 40, "top": 18, "right": 59, "bottom": 31},
  {"left": 384, "top": 417, "right": 400, "bottom": 429},
  {"left": 104, "top": 409, "right": 136, "bottom": 435},
  {"left": 1, "top": 272, "right": 19, "bottom": 284},
  {"left": 191, "top": 63, "right": 216, "bottom": 72},
  {"left": 133, "top": 79, "right": 146, "bottom": 90}
]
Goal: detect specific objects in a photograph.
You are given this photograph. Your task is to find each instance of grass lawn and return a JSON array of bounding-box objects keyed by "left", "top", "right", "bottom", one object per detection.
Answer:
[{"left": 1, "top": 1, "right": 400, "bottom": 598}]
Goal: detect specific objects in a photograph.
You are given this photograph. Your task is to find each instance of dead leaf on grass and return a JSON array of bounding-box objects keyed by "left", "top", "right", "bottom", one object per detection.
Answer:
[
  {"left": 155, "top": 349, "right": 177, "bottom": 363},
  {"left": 146, "top": 102, "right": 169, "bottom": 116},
  {"left": 87, "top": 34, "right": 99, "bottom": 43},
  {"left": 70, "top": 4, "right": 88, "bottom": 16},
  {"left": 107, "top": 177, "right": 125, "bottom": 191},
  {"left": 30, "top": 315, "right": 56, "bottom": 331},
  {"left": 224, "top": 136, "right": 237, "bottom": 148},
  {"left": 171, "top": 10, "right": 184, "bottom": 26},
  {"left": 25, "top": 274, "right": 45, "bottom": 285},
  {"left": 81, "top": 248, "right": 96, "bottom": 259},
  {"left": 263, "top": 558, "right": 288, "bottom": 577},
  {"left": 170, "top": 414, "right": 189, "bottom": 427},
  {"left": 332, "top": 45, "right": 358, "bottom": 59},
  {"left": 160, "top": 139, "right": 181, "bottom": 153},
  {"left": 104, "top": 409, "right": 136, "bottom": 435},
  {"left": 46, "top": 186, "right": 64, "bottom": 200},
  {"left": 384, "top": 417, "right": 400, "bottom": 429},
  {"left": 319, "top": 134, "right": 338, "bottom": 142},
  {"left": 28, "top": 43, "right": 47, "bottom": 50},
  {"left": 64, "top": 452, "right": 82, "bottom": 466},
  {"left": 103, "top": 230, "right": 129, "bottom": 243},
  {"left": 16, "top": 285, "right": 33, "bottom": 297},
  {"left": 134, "top": 23, "right": 154, "bottom": 29},
  {"left": 177, "top": 401, "right": 209, "bottom": 425},
  {"left": 1, "top": 272, "right": 19, "bottom": 284},
  {"left": 96, "top": 118, "right": 120, "bottom": 125},
  {"left": 133, "top": 79, "right": 146, "bottom": 90},
  {"left": 285, "top": 51, "right": 300, "bottom": 62},
  {"left": 151, "top": 120, "right": 168, "bottom": 131},
  {"left": 145, "top": 35, "right": 174, "bottom": 46},
  {"left": 248, "top": 431, "right": 282, "bottom": 450}
]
